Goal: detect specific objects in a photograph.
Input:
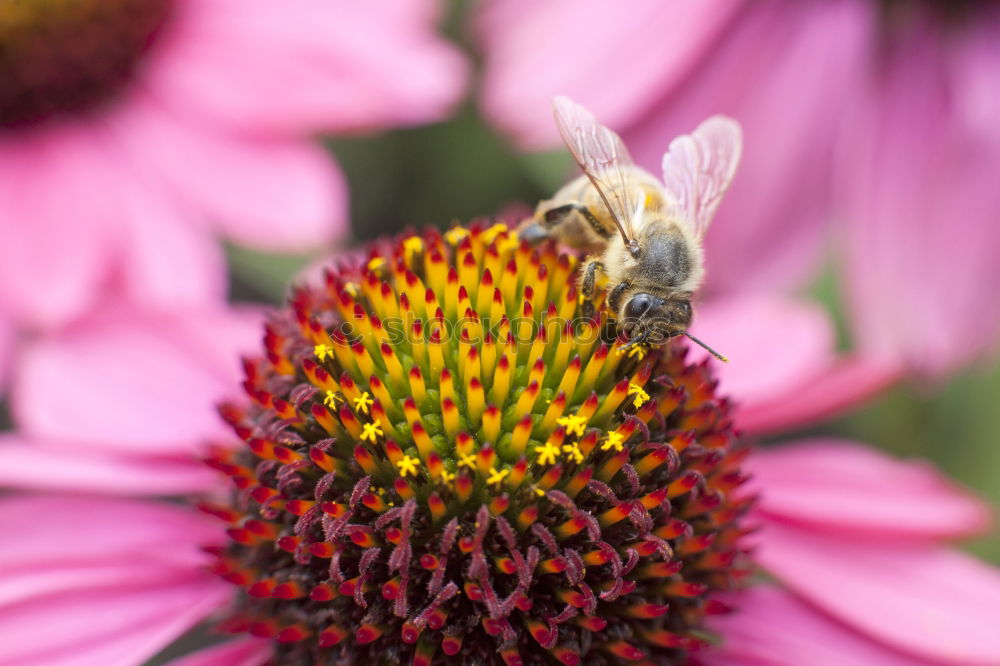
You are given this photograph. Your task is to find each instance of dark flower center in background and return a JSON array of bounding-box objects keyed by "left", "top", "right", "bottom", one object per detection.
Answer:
[
  {"left": 880, "top": 0, "right": 982, "bottom": 26},
  {"left": 0, "top": 0, "right": 172, "bottom": 129},
  {"left": 206, "top": 225, "right": 752, "bottom": 665}
]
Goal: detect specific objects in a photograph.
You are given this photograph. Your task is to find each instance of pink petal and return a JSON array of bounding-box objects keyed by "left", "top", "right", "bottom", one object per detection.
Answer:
[
  {"left": 0, "top": 575, "right": 229, "bottom": 666},
  {"left": 755, "top": 522, "right": 1000, "bottom": 665},
  {"left": 164, "top": 639, "right": 270, "bottom": 666},
  {"left": 108, "top": 172, "right": 227, "bottom": 310},
  {"left": 477, "top": 0, "right": 746, "bottom": 147},
  {"left": 0, "top": 495, "right": 223, "bottom": 566},
  {"left": 0, "top": 124, "right": 115, "bottom": 329},
  {"left": 107, "top": 94, "right": 347, "bottom": 250},
  {"left": 691, "top": 296, "right": 835, "bottom": 402},
  {"left": 749, "top": 440, "right": 992, "bottom": 540},
  {"left": 734, "top": 355, "right": 900, "bottom": 435},
  {"left": 0, "top": 496, "right": 230, "bottom": 666},
  {"left": 700, "top": 586, "right": 926, "bottom": 666},
  {"left": 148, "top": 0, "right": 467, "bottom": 133},
  {"left": 836, "top": 12, "right": 1000, "bottom": 376},
  {"left": 689, "top": 295, "right": 895, "bottom": 433},
  {"left": 0, "top": 116, "right": 224, "bottom": 329},
  {"left": 0, "top": 557, "right": 205, "bottom": 609},
  {"left": 0, "top": 435, "right": 216, "bottom": 496},
  {"left": 12, "top": 305, "right": 262, "bottom": 456}
]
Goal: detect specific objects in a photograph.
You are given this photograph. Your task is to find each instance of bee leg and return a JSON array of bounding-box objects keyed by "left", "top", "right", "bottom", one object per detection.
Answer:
[
  {"left": 608, "top": 280, "right": 630, "bottom": 313},
  {"left": 581, "top": 260, "right": 605, "bottom": 298},
  {"left": 621, "top": 330, "right": 651, "bottom": 351},
  {"left": 580, "top": 259, "right": 605, "bottom": 320},
  {"left": 544, "top": 204, "right": 610, "bottom": 239}
]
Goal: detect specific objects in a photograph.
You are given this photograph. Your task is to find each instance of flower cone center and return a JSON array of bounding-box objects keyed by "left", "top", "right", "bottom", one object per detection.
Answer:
[
  {"left": 0, "top": 0, "right": 172, "bottom": 129},
  {"left": 206, "top": 225, "right": 751, "bottom": 665}
]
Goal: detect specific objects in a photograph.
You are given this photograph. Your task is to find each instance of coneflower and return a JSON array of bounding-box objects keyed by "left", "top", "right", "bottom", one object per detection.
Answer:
[{"left": 205, "top": 223, "right": 751, "bottom": 665}]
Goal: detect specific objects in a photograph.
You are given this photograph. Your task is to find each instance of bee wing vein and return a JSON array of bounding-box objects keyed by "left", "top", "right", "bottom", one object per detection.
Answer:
[
  {"left": 553, "top": 95, "right": 640, "bottom": 245},
  {"left": 660, "top": 115, "right": 742, "bottom": 239}
]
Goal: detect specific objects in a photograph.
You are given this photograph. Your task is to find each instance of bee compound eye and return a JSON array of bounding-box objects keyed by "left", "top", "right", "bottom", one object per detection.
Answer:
[{"left": 624, "top": 294, "right": 654, "bottom": 319}]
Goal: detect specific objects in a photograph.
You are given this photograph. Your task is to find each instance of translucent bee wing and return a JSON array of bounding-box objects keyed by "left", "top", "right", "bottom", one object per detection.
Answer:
[
  {"left": 553, "top": 95, "right": 640, "bottom": 248},
  {"left": 660, "top": 115, "right": 742, "bottom": 239}
]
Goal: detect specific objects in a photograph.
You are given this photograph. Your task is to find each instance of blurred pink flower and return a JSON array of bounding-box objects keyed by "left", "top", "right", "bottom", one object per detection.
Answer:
[
  {"left": 476, "top": 0, "right": 870, "bottom": 297},
  {"left": 1, "top": 297, "right": 998, "bottom": 664},
  {"left": 0, "top": 303, "right": 262, "bottom": 493},
  {"left": 0, "top": 495, "right": 232, "bottom": 666},
  {"left": 476, "top": 0, "right": 1000, "bottom": 376},
  {"left": 836, "top": 8, "right": 1000, "bottom": 376},
  {"left": 0, "top": 0, "right": 467, "bottom": 329}
]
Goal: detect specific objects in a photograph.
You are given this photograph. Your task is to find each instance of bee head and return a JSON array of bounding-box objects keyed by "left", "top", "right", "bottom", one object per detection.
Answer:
[{"left": 620, "top": 292, "right": 692, "bottom": 345}]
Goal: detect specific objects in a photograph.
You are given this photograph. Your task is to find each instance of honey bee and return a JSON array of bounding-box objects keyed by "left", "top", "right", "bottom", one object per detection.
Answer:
[{"left": 523, "top": 96, "right": 742, "bottom": 361}]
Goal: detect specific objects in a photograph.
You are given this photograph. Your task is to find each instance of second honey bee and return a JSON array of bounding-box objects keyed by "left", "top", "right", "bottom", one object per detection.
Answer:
[{"left": 523, "top": 96, "right": 742, "bottom": 360}]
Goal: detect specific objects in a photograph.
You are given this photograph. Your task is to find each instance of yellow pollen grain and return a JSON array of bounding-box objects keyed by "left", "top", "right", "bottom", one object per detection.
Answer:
[
  {"left": 556, "top": 414, "right": 587, "bottom": 438},
  {"left": 323, "top": 390, "right": 340, "bottom": 408},
  {"left": 496, "top": 235, "right": 519, "bottom": 256},
  {"left": 601, "top": 432, "right": 625, "bottom": 452},
  {"left": 534, "top": 442, "right": 561, "bottom": 466},
  {"left": 403, "top": 236, "right": 423, "bottom": 258},
  {"left": 534, "top": 487, "right": 545, "bottom": 497},
  {"left": 458, "top": 453, "right": 477, "bottom": 470},
  {"left": 562, "top": 442, "right": 584, "bottom": 464},
  {"left": 353, "top": 391, "right": 374, "bottom": 415},
  {"left": 628, "top": 383, "right": 650, "bottom": 408},
  {"left": 361, "top": 420, "right": 384, "bottom": 443},
  {"left": 617, "top": 344, "right": 647, "bottom": 360},
  {"left": 444, "top": 227, "right": 469, "bottom": 245},
  {"left": 440, "top": 470, "right": 455, "bottom": 485},
  {"left": 397, "top": 455, "right": 421, "bottom": 478},
  {"left": 487, "top": 467, "right": 509, "bottom": 486},
  {"left": 367, "top": 257, "right": 386, "bottom": 272},
  {"left": 314, "top": 344, "right": 332, "bottom": 362},
  {"left": 481, "top": 223, "right": 509, "bottom": 246}
]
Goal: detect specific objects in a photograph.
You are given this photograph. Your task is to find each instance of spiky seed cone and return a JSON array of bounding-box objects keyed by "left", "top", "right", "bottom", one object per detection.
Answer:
[{"left": 205, "top": 223, "right": 752, "bottom": 665}]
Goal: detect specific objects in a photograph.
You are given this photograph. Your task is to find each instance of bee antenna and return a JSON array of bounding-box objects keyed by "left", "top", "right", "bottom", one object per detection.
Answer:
[{"left": 681, "top": 331, "right": 729, "bottom": 363}]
